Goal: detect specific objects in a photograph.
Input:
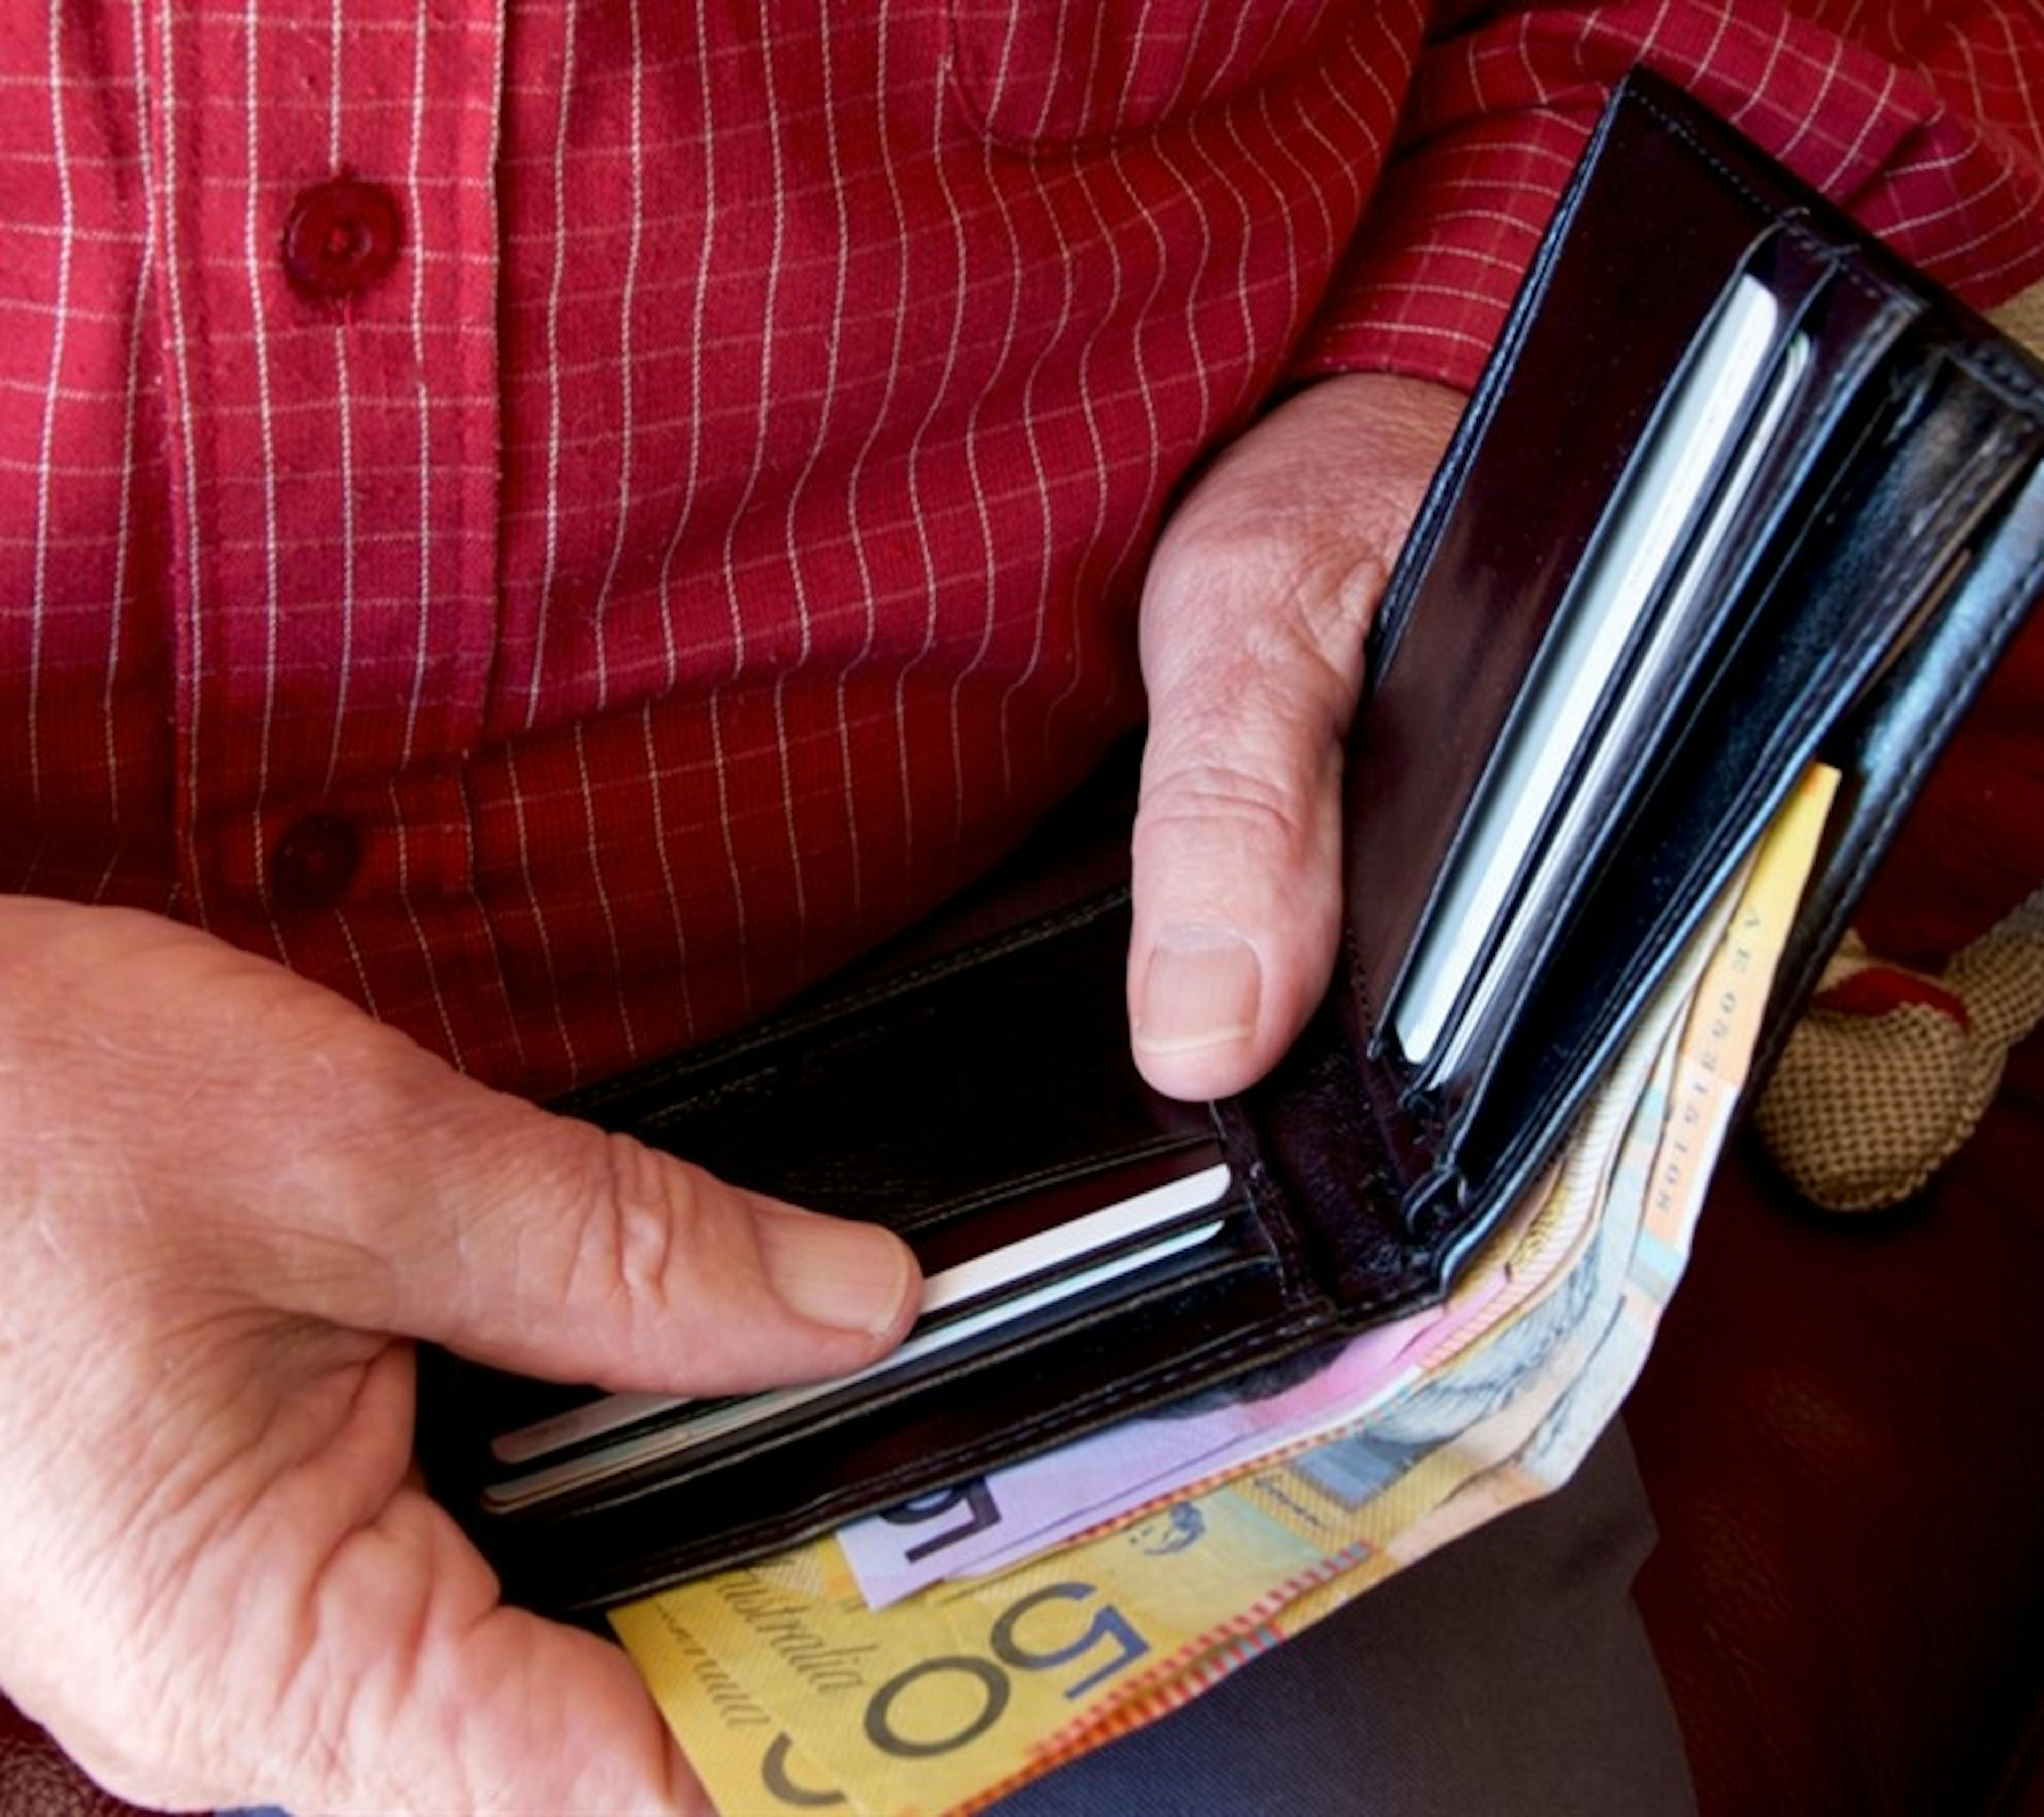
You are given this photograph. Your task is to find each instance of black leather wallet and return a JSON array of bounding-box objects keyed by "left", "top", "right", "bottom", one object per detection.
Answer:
[{"left": 417, "top": 71, "right": 2044, "bottom": 1617}]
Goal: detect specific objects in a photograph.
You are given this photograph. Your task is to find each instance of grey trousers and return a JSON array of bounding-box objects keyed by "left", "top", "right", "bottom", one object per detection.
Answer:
[{"left": 988, "top": 1424, "right": 1698, "bottom": 1817}]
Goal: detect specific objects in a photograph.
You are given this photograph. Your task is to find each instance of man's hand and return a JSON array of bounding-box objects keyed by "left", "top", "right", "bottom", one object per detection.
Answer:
[
  {"left": 0, "top": 898, "right": 919, "bottom": 1814},
  {"left": 1130, "top": 372, "right": 1465, "bottom": 1100}
]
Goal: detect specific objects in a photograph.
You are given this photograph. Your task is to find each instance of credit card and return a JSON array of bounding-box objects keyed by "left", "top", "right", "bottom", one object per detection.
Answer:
[{"left": 481, "top": 1156, "right": 1234, "bottom": 1507}]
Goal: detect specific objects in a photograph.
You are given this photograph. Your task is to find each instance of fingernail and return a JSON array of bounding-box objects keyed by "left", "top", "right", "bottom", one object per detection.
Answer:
[
  {"left": 757, "top": 1208, "right": 916, "bottom": 1337},
  {"left": 1134, "top": 925, "right": 1262, "bottom": 1056}
]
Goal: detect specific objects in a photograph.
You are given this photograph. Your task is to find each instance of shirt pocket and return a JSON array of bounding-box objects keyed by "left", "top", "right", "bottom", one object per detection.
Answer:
[{"left": 946, "top": 0, "right": 1349, "bottom": 148}]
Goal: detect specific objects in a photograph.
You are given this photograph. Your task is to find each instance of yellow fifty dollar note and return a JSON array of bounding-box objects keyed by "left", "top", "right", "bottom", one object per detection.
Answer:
[
  {"left": 610, "top": 1597, "right": 864, "bottom": 1814},
  {"left": 623, "top": 1494, "right": 1348, "bottom": 1817}
]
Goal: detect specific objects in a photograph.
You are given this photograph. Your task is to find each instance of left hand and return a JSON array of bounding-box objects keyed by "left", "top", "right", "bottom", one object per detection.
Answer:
[
  {"left": 1128, "top": 371, "right": 1465, "bottom": 1100},
  {"left": 0, "top": 899, "right": 917, "bottom": 1815}
]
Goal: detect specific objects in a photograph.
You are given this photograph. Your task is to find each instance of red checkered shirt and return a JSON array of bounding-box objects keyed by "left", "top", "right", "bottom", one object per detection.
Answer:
[{"left": 4, "top": 0, "right": 2041, "bottom": 1097}]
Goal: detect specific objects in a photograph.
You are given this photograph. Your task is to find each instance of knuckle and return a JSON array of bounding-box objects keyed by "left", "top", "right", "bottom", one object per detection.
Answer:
[
  {"left": 575, "top": 1132, "right": 697, "bottom": 1312},
  {"left": 1135, "top": 752, "right": 1320, "bottom": 867},
  {"left": 1152, "top": 480, "right": 1394, "bottom": 657},
  {"left": 1144, "top": 552, "right": 1370, "bottom": 738}
]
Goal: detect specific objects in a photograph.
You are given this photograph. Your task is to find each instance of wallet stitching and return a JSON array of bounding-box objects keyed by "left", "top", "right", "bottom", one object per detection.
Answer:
[
  {"left": 1222, "top": 1039, "right": 1434, "bottom": 1302},
  {"left": 1631, "top": 87, "right": 1925, "bottom": 323},
  {"left": 1950, "top": 339, "right": 2044, "bottom": 412}
]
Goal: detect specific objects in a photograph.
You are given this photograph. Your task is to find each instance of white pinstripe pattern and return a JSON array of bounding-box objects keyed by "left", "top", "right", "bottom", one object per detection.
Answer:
[
  {"left": 967, "top": 117, "right": 1068, "bottom": 818},
  {"left": 704, "top": 687, "right": 755, "bottom": 1017},
  {"left": 388, "top": 776, "right": 466, "bottom": 1062},
  {"left": 828, "top": 1, "right": 918, "bottom": 922},
  {"left": 240, "top": 0, "right": 286, "bottom": 919},
  {"left": 327, "top": 897, "right": 385, "bottom": 1020},
  {"left": 27, "top": 0, "right": 76, "bottom": 816},
  {"left": 869, "top": 4, "right": 939, "bottom": 880},
  {"left": 524, "top": 0, "right": 579, "bottom": 734},
  {"left": 325, "top": 320, "right": 361, "bottom": 786},
  {"left": 661, "top": 0, "right": 720, "bottom": 605},
  {"left": 398, "top": 0, "right": 432, "bottom": 768},
  {"left": 502, "top": 731, "right": 581, "bottom": 1078},
  {"left": 591, "top": 0, "right": 646, "bottom": 722},
  {"left": 561, "top": 0, "right": 652, "bottom": 1060},
  {"left": 701, "top": 11, "right": 795, "bottom": 1015},
  {"left": 573, "top": 717, "right": 641, "bottom": 1062},
  {"left": 4, "top": 1, "right": 2040, "bottom": 1099},
  {"left": 639, "top": 697, "right": 699, "bottom": 1040},
  {"left": 100, "top": 50, "right": 155, "bottom": 842},
  {"left": 781, "top": 5, "right": 859, "bottom": 938},
  {"left": 889, "top": 67, "right": 975, "bottom": 875},
  {"left": 985, "top": 135, "right": 1084, "bottom": 797},
  {"left": 1999, "top": 7, "right": 2039, "bottom": 125},
  {"left": 1054, "top": 143, "right": 1159, "bottom": 748},
  {"left": 764, "top": 26, "right": 861, "bottom": 980},
  {"left": 155, "top": 13, "right": 223, "bottom": 930},
  {"left": 322, "top": 0, "right": 358, "bottom": 796},
  {"left": 392, "top": 0, "right": 509, "bottom": 1078}
]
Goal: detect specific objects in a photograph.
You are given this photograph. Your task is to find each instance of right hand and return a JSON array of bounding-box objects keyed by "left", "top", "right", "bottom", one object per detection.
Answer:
[
  {"left": 1127, "top": 372, "right": 1464, "bottom": 1100},
  {"left": 0, "top": 895, "right": 920, "bottom": 1814}
]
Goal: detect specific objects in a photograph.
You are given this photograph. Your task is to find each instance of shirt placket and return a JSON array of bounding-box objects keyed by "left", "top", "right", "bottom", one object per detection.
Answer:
[{"left": 143, "top": 0, "right": 523, "bottom": 1074}]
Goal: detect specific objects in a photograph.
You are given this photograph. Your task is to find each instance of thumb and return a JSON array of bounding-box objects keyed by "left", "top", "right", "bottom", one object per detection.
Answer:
[
  {"left": 266, "top": 1018, "right": 920, "bottom": 1395},
  {"left": 1130, "top": 373, "right": 1462, "bottom": 1100},
  {"left": 0, "top": 897, "right": 920, "bottom": 1400}
]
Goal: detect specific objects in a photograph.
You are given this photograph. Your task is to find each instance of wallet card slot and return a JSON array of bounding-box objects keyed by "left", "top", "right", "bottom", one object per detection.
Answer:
[
  {"left": 1328, "top": 82, "right": 1972, "bottom": 1247},
  {"left": 487, "top": 1150, "right": 1232, "bottom": 1473},
  {"left": 1388, "top": 273, "right": 1807, "bottom": 1082},
  {"left": 479, "top": 1214, "right": 1273, "bottom": 1512},
  {"left": 1395, "top": 246, "right": 1923, "bottom": 1106},
  {"left": 1339, "top": 142, "right": 1857, "bottom": 1047},
  {"left": 912, "top": 1149, "right": 1229, "bottom": 1292},
  {"left": 1439, "top": 351, "right": 2043, "bottom": 1206},
  {"left": 454, "top": 1221, "right": 1329, "bottom": 1607},
  {"left": 484, "top": 1188, "right": 1237, "bottom": 1504}
]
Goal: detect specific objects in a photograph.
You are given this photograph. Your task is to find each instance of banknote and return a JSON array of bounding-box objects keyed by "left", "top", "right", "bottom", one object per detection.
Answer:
[
  {"left": 622, "top": 1133, "right": 1649, "bottom": 1817},
  {"left": 615, "top": 912, "right": 1702, "bottom": 1817},
  {"left": 837, "top": 1158, "right": 1571, "bottom": 1607},
  {"left": 1024, "top": 768, "right": 1839, "bottom": 1776},
  {"left": 1443, "top": 762, "right": 1837, "bottom": 1511},
  {"left": 611, "top": 1597, "right": 866, "bottom": 1815},
  {"left": 617, "top": 769, "right": 1836, "bottom": 1817},
  {"left": 1007, "top": 998, "right": 1705, "bottom": 1778}
]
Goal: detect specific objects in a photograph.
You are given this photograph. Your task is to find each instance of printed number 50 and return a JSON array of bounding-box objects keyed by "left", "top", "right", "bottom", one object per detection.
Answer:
[{"left": 862, "top": 1582, "right": 1151, "bottom": 1760}]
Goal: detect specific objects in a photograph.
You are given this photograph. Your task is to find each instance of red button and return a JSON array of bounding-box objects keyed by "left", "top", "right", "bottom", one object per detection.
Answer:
[
  {"left": 282, "top": 178, "right": 402, "bottom": 300},
  {"left": 269, "top": 813, "right": 361, "bottom": 913}
]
